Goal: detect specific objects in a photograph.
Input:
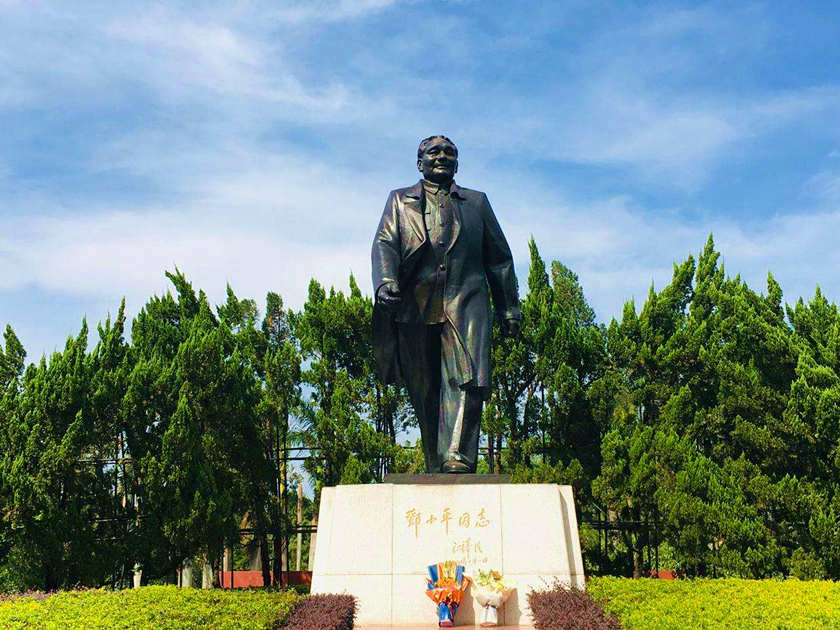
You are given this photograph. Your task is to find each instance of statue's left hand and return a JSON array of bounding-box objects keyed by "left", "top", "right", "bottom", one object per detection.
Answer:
[{"left": 502, "top": 318, "right": 521, "bottom": 338}]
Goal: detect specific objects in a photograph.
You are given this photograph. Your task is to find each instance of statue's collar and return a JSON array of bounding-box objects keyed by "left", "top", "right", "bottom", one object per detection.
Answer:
[{"left": 405, "top": 180, "right": 465, "bottom": 200}]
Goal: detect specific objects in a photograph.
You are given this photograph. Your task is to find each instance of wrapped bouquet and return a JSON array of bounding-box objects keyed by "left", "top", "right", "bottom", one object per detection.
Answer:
[
  {"left": 473, "top": 569, "right": 515, "bottom": 627},
  {"left": 425, "top": 561, "right": 471, "bottom": 627}
]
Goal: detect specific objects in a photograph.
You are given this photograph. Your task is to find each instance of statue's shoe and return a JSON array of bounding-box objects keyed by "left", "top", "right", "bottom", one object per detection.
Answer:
[{"left": 441, "top": 459, "right": 471, "bottom": 473}]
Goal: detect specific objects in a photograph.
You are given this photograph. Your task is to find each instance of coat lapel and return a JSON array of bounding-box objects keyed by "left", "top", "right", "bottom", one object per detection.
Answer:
[
  {"left": 445, "top": 183, "right": 465, "bottom": 255},
  {"left": 402, "top": 181, "right": 427, "bottom": 251},
  {"left": 402, "top": 180, "right": 465, "bottom": 257}
]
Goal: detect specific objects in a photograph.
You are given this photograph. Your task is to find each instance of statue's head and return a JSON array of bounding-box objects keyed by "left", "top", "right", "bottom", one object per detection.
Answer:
[{"left": 417, "top": 135, "right": 458, "bottom": 185}]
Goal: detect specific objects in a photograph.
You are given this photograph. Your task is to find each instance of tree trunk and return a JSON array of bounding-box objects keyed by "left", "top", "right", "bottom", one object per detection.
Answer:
[
  {"left": 259, "top": 531, "right": 271, "bottom": 587},
  {"left": 508, "top": 398, "right": 521, "bottom": 467},
  {"left": 633, "top": 547, "right": 642, "bottom": 579},
  {"left": 523, "top": 390, "right": 533, "bottom": 467},
  {"left": 296, "top": 479, "right": 304, "bottom": 571},
  {"left": 272, "top": 411, "right": 288, "bottom": 585}
]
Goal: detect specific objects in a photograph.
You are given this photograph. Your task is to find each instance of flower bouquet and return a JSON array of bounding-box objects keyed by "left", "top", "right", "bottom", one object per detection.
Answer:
[
  {"left": 425, "top": 561, "right": 471, "bottom": 627},
  {"left": 473, "top": 569, "right": 515, "bottom": 627}
]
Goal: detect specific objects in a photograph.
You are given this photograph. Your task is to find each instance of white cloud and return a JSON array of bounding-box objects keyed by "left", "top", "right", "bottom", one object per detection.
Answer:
[
  {"left": 804, "top": 169, "right": 840, "bottom": 204},
  {"left": 5, "top": 160, "right": 840, "bottom": 338},
  {"left": 464, "top": 79, "right": 840, "bottom": 190},
  {"left": 104, "top": 13, "right": 262, "bottom": 88},
  {"left": 563, "top": 86, "right": 840, "bottom": 187},
  {"left": 1, "top": 209, "right": 367, "bottom": 309},
  {"left": 271, "top": 0, "right": 398, "bottom": 24},
  {"left": 548, "top": 91, "right": 741, "bottom": 187},
  {"left": 486, "top": 180, "right": 840, "bottom": 322},
  {"left": 0, "top": 153, "right": 395, "bottom": 316},
  {"left": 103, "top": 9, "right": 352, "bottom": 110},
  {"left": 4, "top": 0, "right": 840, "bottom": 356}
]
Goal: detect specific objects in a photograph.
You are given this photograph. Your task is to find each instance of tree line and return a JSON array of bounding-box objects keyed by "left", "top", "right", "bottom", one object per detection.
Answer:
[{"left": 2, "top": 235, "right": 840, "bottom": 590}]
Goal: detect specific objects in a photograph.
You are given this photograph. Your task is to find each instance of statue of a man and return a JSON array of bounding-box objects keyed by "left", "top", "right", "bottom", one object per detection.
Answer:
[{"left": 372, "top": 135, "right": 521, "bottom": 473}]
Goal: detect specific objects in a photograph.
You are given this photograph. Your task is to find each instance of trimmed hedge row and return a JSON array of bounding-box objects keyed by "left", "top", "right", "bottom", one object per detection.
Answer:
[
  {"left": 588, "top": 577, "right": 840, "bottom": 629},
  {"left": 9, "top": 578, "right": 840, "bottom": 629},
  {"left": 276, "top": 593, "right": 356, "bottom": 630},
  {"left": 528, "top": 583, "right": 621, "bottom": 630},
  {"left": 0, "top": 586, "right": 298, "bottom": 629}
]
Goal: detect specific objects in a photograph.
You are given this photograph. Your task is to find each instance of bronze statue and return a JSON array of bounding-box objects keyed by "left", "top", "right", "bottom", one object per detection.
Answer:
[{"left": 372, "top": 136, "right": 521, "bottom": 473}]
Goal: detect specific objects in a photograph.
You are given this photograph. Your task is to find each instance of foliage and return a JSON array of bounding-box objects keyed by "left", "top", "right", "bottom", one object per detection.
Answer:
[
  {"left": 291, "top": 276, "right": 403, "bottom": 492},
  {"left": 124, "top": 273, "right": 281, "bottom": 584},
  {"left": 588, "top": 576, "right": 840, "bottom": 629},
  {"left": 486, "top": 239, "right": 604, "bottom": 488},
  {"left": 0, "top": 311, "right": 129, "bottom": 590},
  {"left": 528, "top": 582, "right": 621, "bottom": 630},
  {"left": 6, "top": 234, "right": 840, "bottom": 586},
  {"left": 0, "top": 268, "right": 402, "bottom": 590},
  {"left": 277, "top": 593, "right": 356, "bottom": 630},
  {"left": 0, "top": 586, "right": 298, "bottom": 629},
  {"left": 391, "top": 441, "right": 426, "bottom": 474},
  {"left": 588, "top": 235, "right": 840, "bottom": 578}
]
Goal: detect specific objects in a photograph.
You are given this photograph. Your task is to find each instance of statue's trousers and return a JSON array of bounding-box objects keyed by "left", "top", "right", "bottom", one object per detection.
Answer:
[{"left": 397, "top": 322, "right": 483, "bottom": 472}]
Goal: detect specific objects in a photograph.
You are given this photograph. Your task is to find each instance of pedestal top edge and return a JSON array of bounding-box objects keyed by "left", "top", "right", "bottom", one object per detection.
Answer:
[
  {"left": 317, "top": 480, "right": 577, "bottom": 495},
  {"left": 383, "top": 473, "right": 510, "bottom": 484}
]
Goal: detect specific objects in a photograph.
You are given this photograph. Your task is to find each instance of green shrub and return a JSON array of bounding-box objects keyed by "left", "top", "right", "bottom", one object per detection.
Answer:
[
  {"left": 787, "top": 548, "right": 827, "bottom": 580},
  {"left": 0, "top": 586, "right": 298, "bottom": 630},
  {"left": 589, "top": 577, "right": 840, "bottom": 629}
]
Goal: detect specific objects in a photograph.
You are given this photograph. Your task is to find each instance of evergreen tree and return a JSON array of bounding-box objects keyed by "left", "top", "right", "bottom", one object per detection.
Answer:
[
  {"left": 0, "top": 321, "right": 115, "bottom": 589},
  {"left": 292, "top": 276, "right": 393, "bottom": 492}
]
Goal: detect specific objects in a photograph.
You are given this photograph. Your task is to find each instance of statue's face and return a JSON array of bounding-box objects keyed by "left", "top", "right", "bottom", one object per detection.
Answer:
[{"left": 417, "top": 137, "right": 458, "bottom": 184}]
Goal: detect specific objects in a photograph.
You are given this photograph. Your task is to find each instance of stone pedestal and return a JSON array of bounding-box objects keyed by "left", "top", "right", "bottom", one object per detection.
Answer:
[{"left": 310, "top": 479, "right": 584, "bottom": 626}]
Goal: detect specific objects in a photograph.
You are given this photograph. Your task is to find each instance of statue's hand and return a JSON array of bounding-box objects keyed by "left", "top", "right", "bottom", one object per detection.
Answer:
[
  {"left": 502, "top": 318, "right": 521, "bottom": 338},
  {"left": 377, "top": 282, "right": 402, "bottom": 311}
]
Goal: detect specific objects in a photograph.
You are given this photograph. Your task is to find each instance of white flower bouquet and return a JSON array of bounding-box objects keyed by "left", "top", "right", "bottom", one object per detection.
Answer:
[{"left": 472, "top": 569, "right": 515, "bottom": 627}]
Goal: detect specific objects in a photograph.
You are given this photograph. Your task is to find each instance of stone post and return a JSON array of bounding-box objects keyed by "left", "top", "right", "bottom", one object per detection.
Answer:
[
  {"left": 132, "top": 563, "right": 142, "bottom": 589},
  {"left": 223, "top": 545, "right": 234, "bottom": 588},
  {"left": 201, "top": 555, "right": 214, "bottom": 589},
  {"left": 180, "top": 559, "right": 193, "bottom": 588},
  {"left": 307, "top": 514, "right": 317, "bottom": 570},
  {"left": 247, "top": 540, "right": 262, "bottom": 571}
]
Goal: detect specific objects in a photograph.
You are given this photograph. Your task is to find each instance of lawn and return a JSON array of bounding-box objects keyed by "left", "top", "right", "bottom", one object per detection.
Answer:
[
  {"left": 588, "top": 576, "right": 840, "bottom": 630},
  {"left": 0, "top": 586, "right": 298, "bottom": 630}
]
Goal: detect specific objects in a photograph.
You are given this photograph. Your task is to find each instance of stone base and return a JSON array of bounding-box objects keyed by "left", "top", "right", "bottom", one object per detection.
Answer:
[{"left": 310, "top": 482, "right": 584, "bottom": 626}]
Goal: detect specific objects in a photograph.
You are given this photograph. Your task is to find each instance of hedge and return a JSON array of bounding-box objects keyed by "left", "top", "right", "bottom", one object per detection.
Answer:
[
  {"left": 277, "top": 593, "right": 356, "bottom": 630},
  {"left": 0, "top": 586, "right": 298, "bottom": 630},
  {"left": 528, "top": 583, "right": 621, "bottom": 630},
  {"left": 588, "top": 577, "right": 840, "bottom": 629}
]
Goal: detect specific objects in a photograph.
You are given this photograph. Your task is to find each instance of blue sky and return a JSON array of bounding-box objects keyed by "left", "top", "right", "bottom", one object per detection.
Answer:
[{"left": 3, "top": 0, "right": 840, "bottom": 359}]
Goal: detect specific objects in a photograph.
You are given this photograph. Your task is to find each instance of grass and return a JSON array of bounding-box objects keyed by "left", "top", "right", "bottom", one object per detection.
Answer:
[
  {"left": 0, "top": 585, "right": 298, "bottom": 630},
  {"left": 588, "top": 576, "right": 840, "bottom": 630}
]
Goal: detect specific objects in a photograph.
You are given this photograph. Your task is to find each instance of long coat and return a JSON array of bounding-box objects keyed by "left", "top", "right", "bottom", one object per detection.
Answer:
[{"left": 371, "top": 180, "right": 520, "bottom": 395}]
